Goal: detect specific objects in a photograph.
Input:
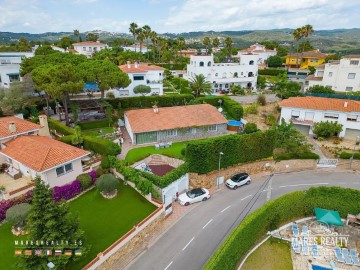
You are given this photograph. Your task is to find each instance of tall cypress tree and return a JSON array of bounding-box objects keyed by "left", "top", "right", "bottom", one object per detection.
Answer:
[{"left": 18, "top": 176, "right": 87, "bottom": 269}]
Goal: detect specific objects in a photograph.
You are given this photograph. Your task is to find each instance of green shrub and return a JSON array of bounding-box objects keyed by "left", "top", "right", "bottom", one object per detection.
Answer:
[
  {"left": 204, "top": 187, "right": 360, "bottom": 270},
  {"left": 265, "top": 113, "right": 277, "bottom": 126},
  {"left": 257, "top": 94, "right": 266, "bottom": 106},
  {"left": 6, "top": 203, "right": 31, "bottom": 226},
  {"left": 48, "top": 118, "right": 75, "bottom": 135},
  {"left": 101, "top": 156, "right": 110, "bottom": 169},
  {"left": 258, "top": 68, "right": 286, "bottom": 76},
  {"left": 95, "top": 167, "right": 109, "bottom": 177},
  {"left": 96, "top": 174, "right": 119, "bottom": 194},
  {"left": 83, "top": 136, "right": 121, "bottom": 156},
  {"left": 244, "top": 103, "right": 258, "bottom": 115},
  {"left": 59, "top": 135, "right": 74, "bottom": 144},
  {"left": 186, "top": 131, "right": 276, "bottom": 174},
  {"left": 76, "top": 173, "right": 93, "bottom": 190},
  {"left": 274, "top": 152, "right": 319, "bottom": 161},
  {"left": 196, "top": 96, "right": 244, "bottom": 120},
  {"left": 78, "top": 119, "right": 110, "bottom": 130},
  {"left": 312, "top": 121, "right": 343, "bottom": 138},
  {"left": 340, "top": 152, "right": 360, "bottom": 159},
  {"left": 244, "top": 123, "right": 258, "bottom": 134}
]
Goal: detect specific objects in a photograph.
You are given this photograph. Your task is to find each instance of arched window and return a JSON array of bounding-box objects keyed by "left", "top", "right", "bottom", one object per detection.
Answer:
[
  {"left": 249, "top": 60, "right": 254, "bottom": 65},
  {"left": 207, "top": 61, "right": 211, "bottom": 66},
  {"left": 215, "top": 73, "right": 218, "bottom": 77},
  {"left": 200, "top": 61, "right": 204, "bottom": 67},
  {"left": 225, "top": 84, "right": 229, "bottom": 88},
  {"left": 247, "top": 82, "right": 252, "bottom": 88},
  {"left": 222, "top": 72, "right": 227, "bottom": 78},
  {"left": 248, "top": 72, "right": 253, "bottom": 77},
  {"left": 234, "top": 72, "right": 238, "bottom": 78}
]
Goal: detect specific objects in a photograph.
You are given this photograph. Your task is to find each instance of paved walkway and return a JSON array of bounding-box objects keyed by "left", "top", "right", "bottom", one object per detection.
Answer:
[{"left": 307, "top": 137, "right": 327, "bottom": 160}]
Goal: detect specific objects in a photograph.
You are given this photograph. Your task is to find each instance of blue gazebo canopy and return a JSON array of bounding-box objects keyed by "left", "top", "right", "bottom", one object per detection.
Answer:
[
  {"left": 315, "top": 208, "right": 344, "bottom": 226},
  {"left": 83, "top": 82, "right": 99, "bottom": 92}
]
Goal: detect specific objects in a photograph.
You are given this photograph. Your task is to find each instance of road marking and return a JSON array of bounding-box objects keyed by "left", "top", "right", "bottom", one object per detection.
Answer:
[
  {"left": 164, "top": 261, "right": 173, "bottom": 270},
  {"left": 202, "top": 219, "right": 213, "bottom": 229},
  {"left": 182, "top": 237, "right": 195, "bottom": 251},
  {"left": 279, "top": 183, "right": 328, "bottom": 188},
  {"left": 220, "top": 205, "right": 231, "bottom": 213},
  {"left": 241, "top": 195, "right": 252, "bottom": 201}
]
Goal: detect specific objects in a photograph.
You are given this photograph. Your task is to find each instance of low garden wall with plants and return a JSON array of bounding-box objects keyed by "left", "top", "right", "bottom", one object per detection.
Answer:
[{"left": 204, "top": 186, "right": 360, "bottom": 270}]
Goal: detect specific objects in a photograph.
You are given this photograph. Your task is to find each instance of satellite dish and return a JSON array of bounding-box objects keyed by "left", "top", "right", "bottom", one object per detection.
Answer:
[{"left": 218, "top": 107, "right": 223, "bottom": 113}]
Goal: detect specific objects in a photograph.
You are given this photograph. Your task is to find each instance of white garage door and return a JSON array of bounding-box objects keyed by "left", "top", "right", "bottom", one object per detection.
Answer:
[
  {"left": 344, "top": 129, "right": 360, "bottom": 141},
  {"left": 293, "top": 124, "right": 311, "bottom": 135}
]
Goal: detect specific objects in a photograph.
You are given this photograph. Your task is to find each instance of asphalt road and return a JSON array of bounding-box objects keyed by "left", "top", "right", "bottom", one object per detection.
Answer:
[{"left": 126, "top": 170, "right": 360, "bottom": 270}]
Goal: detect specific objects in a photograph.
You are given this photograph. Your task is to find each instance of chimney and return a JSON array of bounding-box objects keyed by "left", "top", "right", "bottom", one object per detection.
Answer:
[
  {"left": 135, "top": 61, "right": 139, "bottom": 68},
  {"left": 344, "top": 101, "right": 348, "bottom": 108},
  {"left": 127, "top": 61, "right": 131, "bottom": 68},
  {"left": 38, "top": 115, "right": 51, "bottom": 137},
  {"left": 8, "top": 122, "right": 16, "bottom": 133}
]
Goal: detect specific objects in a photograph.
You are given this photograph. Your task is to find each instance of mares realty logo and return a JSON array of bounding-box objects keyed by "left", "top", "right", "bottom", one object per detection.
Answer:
[{"left": 291, "top": 221, "right": 349, "bottom": 257}]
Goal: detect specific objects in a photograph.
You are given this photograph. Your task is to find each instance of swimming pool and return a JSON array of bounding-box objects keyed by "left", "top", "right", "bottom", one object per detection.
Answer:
[
  {"left": 312, "top": 264, "right": 332, "bottom": 270},
  {"left": 227, "top": 120, "right": 243, "bottom": 131}
]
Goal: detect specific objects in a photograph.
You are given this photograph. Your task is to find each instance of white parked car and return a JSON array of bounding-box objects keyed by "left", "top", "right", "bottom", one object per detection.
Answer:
[
  {"left": 178, "top": 188, "right": 210, "bottom": 206},
  {"left": 225, "top": 173, "right": 251, "bottom": 189}
]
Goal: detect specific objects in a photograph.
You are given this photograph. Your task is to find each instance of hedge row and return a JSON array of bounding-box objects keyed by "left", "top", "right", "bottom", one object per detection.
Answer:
[
  {"left": 83, "top": 136, "right": 121, "bottom": 156},
  {"left": 258, "top": 68, "right": 287, "bottom": 76},
  {"left": 48, "top": 117, "right": 75, "bottom": 135},
  {"left": 186, "top": 131, "right": 276, "bottom": 174},
  {"left": 204, "top": 186, "right": 360, "bottom": 270},
  {"left": 274, "top": 152, "right": 319, "bottom": 161},
  {"left": 78, "top": 119, "right": 110, "bottom": 130},
  {"left": 197, "top": 96, "right": 244, "bottom": 120},
  {"left": 339, "top": 152, "right": 360, "bottom": 160},
  {"left": 106, "top": 94, "right": 194, "bottom": 109}
]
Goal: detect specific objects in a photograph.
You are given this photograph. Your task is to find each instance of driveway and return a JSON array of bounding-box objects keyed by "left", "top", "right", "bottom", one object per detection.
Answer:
[
  {"left": 126, "top": 170, "right": 360, "bottom": 270},
  {"left": 230, "top": 94, "right": 280, "bottom": 104}
]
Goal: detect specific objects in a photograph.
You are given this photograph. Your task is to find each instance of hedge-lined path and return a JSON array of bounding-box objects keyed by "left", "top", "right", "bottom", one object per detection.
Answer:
[
  {"left": 125, "top": 170, "right": 360, "bottom": 270},
  {"left": 307, "top": 136, "right": 328, "bottom": 160}
]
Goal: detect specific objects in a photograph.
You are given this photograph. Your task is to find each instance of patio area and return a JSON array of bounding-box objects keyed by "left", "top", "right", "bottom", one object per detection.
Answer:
[{"left": 0, "top": 173, "right": 33, "bottom": 199}]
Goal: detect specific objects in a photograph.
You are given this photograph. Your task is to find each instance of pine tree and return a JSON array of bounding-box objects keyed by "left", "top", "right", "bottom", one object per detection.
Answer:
[{"left": 18, "top": 176, "right": 87, "bottom": 269}]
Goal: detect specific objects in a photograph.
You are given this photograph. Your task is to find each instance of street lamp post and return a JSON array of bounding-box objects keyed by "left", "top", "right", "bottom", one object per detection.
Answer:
[{"left": 217, "top": 152, "right": 224, "bottom": 189}]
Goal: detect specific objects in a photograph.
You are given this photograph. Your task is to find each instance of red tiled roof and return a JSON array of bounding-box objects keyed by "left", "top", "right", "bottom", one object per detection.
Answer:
[
  {"left": 1, "top": 136, "right": 89, "bottom": 172},
  {"left": 279, "top": 96, "right": 360, "bottom": 113},
  {"left": 119, "top": 63, "right": 165, "bottom": 73},
  {"left": 286, "top": 51, "right": 327, "bottom": 58},
  {"left": 0, "top": 117, "right": 40, "bottom": 139},
  {"left": 148, "top": 164, "right": 175, "bottom": 176},
  {"left": 73, "top": 41, "right": 107, "bottom": 46},
  {"left": 125, "top": 104, "right": 227, "bottom": 133},
  {"left": 305, "top": 75, "right": 323, "bottom": 81}
]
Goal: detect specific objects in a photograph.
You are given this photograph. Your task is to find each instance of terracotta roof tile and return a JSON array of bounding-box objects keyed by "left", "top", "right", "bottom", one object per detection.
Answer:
[
  {"left": 125, "top": 104, "right": 227, "bottom": 133},
  {"left": 118, "top": 63, "right": 165, "bottom": 73},
  {"left": 286, "top": 51, "right": 327, "bottom": 58},
  {"left": 1, "top": 136, "right": 89, "bottom": 172},
  {"left": 279, "top": 96, "right": 360, "bottom": 113},
  {"left": 0, "top": 117, "right": 40, "bottom": 139}
]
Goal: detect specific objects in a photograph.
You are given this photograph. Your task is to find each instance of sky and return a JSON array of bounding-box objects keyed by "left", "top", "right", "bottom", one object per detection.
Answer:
[{"left": 0, "top": 0, "right": 359, "bottom": 34}]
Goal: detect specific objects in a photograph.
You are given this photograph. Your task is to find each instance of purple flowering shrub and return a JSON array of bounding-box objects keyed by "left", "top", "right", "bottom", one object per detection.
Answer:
[
  {"left": 88, "top": 170, "right": 97, "bottom": 183},
  {"left": 0, "top": 191, "right": 32, "bottom": 222},
  {"left": 52, "top": 180, "right": 81, "bottom": 202}
]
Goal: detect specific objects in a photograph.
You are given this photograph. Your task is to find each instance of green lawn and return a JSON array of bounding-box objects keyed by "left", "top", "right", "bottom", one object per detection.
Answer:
[
  {"left": 263, "top": 75, "right": 281, "bottom": 84},
  {"left": 82, "top": 127, "right": 115, "bottom": 137},
  {"left": 0, "top": 183, "right": 156, "bottom": 269},
  {"left": 242, "top": 238, "right": 293, "bottom": 270},
  {"left": 125, "top": 141, "right": 187, "bottom": 164}
]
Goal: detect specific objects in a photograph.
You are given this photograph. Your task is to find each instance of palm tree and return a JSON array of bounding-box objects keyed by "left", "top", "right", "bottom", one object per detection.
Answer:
[
  {"left": 136, "top": 28, "right": 145, "bottom": 53},
  {"left": 189, "top": 74, "right": 212, "bottom": 97},
  {"left": 212, "top": 37, "right": 220, "bottom": 48},
  {"left": 73, "top": 29, "right": 80, "bottom": 42},
  {"left": 158, "top": 37, "right": 168, "bottom": 62},
  {"left": 142, "top": 25, "right": 151, "bottom": 58},
  {"left": 292, "top": 28, "right": 302, "bottom": 68},
  {"left": 203, "top": 36, "right": 211, "bottom": 54},
  {"left": 129, "top": 22, "right": 138, "bottom": 52},
  {"left": 224, "top": 37, "right": 233, "bottom": 58},
  {"left": 301, "top": 24, "right": 314, "bottom": 53},
  {"left": 149, "top": 31, "right": 158, "bottom": 62},
  {"left": 177, "top": 36, "right": 186, "bottom": 50}
]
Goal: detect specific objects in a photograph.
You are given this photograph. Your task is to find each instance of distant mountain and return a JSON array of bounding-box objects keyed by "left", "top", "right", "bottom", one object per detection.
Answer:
[{"left": 1, "top": 28, "right": 360, "bottom": 53}]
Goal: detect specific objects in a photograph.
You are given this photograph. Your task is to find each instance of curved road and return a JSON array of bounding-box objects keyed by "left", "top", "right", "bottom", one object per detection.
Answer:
[{"left": 126, "top": 170, "right": 360, "bottom": 270}]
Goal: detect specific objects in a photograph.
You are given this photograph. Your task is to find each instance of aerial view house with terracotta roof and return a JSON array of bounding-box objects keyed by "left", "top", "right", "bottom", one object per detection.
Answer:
[
  {"left": 0, "top": 135, "right": 89, "bottom": 187},
  {"left": 116, "top": 62, "right": 164, "bottom": 97},
  {"left": 124, "top": 104, "right": 228, "bottom": 144},
  {"left": 72, "top": 41, "right": 108, "bottom": 58},
  {"left": 279, "top": 96, "right": 360, "bottom": 140},
  {"left": 305, "top": 55, "right": 360, "bottom": 92}
]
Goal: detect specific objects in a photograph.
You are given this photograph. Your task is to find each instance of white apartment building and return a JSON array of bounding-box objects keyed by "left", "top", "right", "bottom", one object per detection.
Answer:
[
  {"left": 72, "top": 41, "right": 108, "bottom": 58},
  {"left": 279, "top": 96, "right": 360, "bottom": 141},
  {"left": 115, "top": 62, "right": 164, "bottom": 97},
  {"left": 186, "top": 54, "right": 259, "bottom": 92},
  {"left": 305, "top": 55, "right": 360, "bottom": 92},
  {"left": 238, "top": 43, "right": 277, "bottom": 64},
  {"left": 0, "top": 52, "right": 34, "bottom": 88}
]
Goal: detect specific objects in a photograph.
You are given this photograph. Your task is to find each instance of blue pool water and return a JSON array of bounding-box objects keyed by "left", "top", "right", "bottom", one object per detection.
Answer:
[
  {"left": 312, "top": 264, "right": 332, "bottom": 270},
  {"left": 227, "top": 120, "right": 243, "bottom": 126}
]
